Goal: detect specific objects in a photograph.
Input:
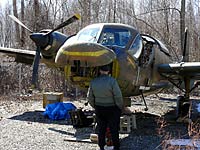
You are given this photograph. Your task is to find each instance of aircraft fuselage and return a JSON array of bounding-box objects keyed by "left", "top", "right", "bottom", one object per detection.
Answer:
[{"left": 54, "top": 23, "right": 173, "bottom": 97}]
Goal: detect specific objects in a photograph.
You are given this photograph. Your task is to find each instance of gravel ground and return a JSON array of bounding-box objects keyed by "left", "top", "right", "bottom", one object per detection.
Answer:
[{"left": 0, "top": 93, "right": 200, "bottom": 150}]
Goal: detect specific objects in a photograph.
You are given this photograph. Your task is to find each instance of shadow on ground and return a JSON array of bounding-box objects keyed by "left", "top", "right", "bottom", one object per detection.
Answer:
[
  {"left": 119, "top": 110, "right": 189, "bottom": 150},
  {"left": 8, "top": 110, "right": 69, "bottom": 125},
  {"left": 119, "top": 97, "right": 193, "bottom": 150},
  {"left": 8, "top": 96, "right": 200, "bottom": 150},
  {"left": 48, "top": 126, "right": 94, "bottom": 139}
]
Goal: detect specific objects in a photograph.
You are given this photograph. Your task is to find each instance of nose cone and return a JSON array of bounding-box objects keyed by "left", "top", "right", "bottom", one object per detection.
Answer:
[
  {"left": 55, "top": 42, "right": 116, "bottom": 67},
  {"left": 30, "top": 33, "right": 49, "bottom": 48}
]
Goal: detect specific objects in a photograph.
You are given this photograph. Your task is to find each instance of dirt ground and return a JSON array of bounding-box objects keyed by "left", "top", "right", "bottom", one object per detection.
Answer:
[{"left": 0, "top": 93, "right": 200, "bottom": 150}]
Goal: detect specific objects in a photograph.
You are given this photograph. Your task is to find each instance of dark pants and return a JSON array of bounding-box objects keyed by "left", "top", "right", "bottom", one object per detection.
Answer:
[{"left": 95, "top": 105, "right": 121, "bottom": 150}]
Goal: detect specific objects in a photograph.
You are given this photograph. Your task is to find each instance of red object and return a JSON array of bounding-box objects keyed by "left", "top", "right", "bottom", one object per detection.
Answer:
[{"left": 105, "top": 127, "right": 113, "bottom": 146}]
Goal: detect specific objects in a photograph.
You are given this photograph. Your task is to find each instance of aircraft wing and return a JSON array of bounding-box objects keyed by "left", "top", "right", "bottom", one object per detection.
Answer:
[
  {"left": 0, "top": 47, "right": 35, "bottom": 64},
  {"left": 157, "top": 62, "right": 200, "bottom": 80}
]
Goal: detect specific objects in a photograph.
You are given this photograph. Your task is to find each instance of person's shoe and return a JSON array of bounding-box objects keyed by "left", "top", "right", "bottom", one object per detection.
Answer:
[
  {"left": 113, "top": 147, "right": 120, "bottom": 150},
  {"left": 104, "top": 146, "right": 114, "bottom": 150}
]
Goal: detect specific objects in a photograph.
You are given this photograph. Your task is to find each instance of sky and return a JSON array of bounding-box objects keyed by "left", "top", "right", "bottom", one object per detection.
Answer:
[
  {"left": 0, "top": 0, "right": 10, "bottom": 8},
  {"left": 0, "top": 0, "right": 6, "bottom": 5}
]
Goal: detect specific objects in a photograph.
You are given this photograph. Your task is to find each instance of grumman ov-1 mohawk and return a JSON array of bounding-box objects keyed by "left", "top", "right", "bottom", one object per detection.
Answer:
[{"left": 1, "top": 14, "right": 200, "bottom": 118}]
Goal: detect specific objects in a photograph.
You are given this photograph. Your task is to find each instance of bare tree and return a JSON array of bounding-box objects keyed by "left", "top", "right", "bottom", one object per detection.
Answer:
[
  {"left": 180, "top": 0, "right": 186, "bottom": 56},
  {"left": 91, "top": 0, "right": 102, "bottom": 23},
  {"left": 21, "top": 0, "right": 25, "bottom": 48},
  {"left": 12, "top": 0, "right": 20, "bottom": 48},
  {"left": 34, "top": 0, "right": 40, "bottom": 31},
  {"left": 1, "top": 0, "right": 200, "bottom": 95},
  {"left": 78, "top": 0, "right": 91, "bottom": 27}
]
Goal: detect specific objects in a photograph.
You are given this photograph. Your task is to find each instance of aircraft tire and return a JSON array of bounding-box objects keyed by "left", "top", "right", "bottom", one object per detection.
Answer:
[{"left": 176, "top": 96, "right": 184, "bottom": 118}]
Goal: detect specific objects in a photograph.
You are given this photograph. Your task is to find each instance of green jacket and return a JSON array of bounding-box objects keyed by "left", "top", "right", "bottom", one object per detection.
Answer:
[{"left": 87, "top": 74, "right": 123, "bottom": 110}]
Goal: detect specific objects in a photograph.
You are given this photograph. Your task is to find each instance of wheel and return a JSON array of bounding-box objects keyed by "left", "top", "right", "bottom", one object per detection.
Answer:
[
  {"left": 176, "top": 96, "right": 190, "bottom": 118},
  {"left": 176, "top": 96, "right": 184, "bottom": 118}
]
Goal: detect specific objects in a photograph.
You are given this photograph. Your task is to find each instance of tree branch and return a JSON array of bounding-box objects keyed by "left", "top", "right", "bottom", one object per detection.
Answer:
[{"left": 135, "top": 7, "right": 181, "bottom": 17}]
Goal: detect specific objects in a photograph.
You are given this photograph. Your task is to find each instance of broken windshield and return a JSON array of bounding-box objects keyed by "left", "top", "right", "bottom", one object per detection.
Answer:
[
  {"left": 77, "top": 27, "right": 100, "bottom": 42},
  {"left": 99, "top": 27, "right": 132, "bottom": 48}
]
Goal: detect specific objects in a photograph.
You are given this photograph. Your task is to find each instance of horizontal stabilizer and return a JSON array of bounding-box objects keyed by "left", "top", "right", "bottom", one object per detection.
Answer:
[{"left": 158, "top": 62, "right": 200, "bottom": 79}]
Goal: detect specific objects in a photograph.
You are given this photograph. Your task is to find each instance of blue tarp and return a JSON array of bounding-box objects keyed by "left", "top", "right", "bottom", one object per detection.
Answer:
[{"left": 43, "top": 102, "right": 76, "bottom": 120}]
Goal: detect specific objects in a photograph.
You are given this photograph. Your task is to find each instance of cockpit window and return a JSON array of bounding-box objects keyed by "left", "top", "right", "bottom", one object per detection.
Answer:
[
  {"left": 99, "top": 27, "right": 131, "bottom": 48},
  {"left": 77, "top": 27, "right": 100, "bottom": 42},
  {"left": 128, "top": 34, "right": 143, "bottom": 59}
]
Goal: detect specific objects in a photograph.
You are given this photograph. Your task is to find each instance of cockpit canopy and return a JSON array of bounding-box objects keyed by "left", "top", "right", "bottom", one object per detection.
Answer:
[
  {"left": 67, "top": 23, "right": 170, "bottom": 61},
  {"left": 77, "top": 25, "right": 100, "bottom": 43},
  {"left": 98, "top": 27, "right": 132, "bottom": 48},
  {"left": 76, "top": 23, "right": 143, "bottom": 59}
]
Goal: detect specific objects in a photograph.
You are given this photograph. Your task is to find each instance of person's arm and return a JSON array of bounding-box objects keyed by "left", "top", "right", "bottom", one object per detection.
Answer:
[
  {"left": 86, "top": 83, "right": 95, "bottom": 108},
  {"left": 112, "top": 79, "right": 123, "bottom": 110}
]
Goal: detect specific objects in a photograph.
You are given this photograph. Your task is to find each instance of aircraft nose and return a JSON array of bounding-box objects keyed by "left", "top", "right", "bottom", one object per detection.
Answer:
[
  {"left": 30, "top": 33, "right": 49, "bottom": 48},
  {"left": 55, "top": 42, "right": 116, "bottom": 67}
]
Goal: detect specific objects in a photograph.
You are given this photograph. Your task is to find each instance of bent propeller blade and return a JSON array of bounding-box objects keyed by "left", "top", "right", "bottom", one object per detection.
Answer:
[{"left": 46, "top": 14, "right": 81, "bottom": 35}]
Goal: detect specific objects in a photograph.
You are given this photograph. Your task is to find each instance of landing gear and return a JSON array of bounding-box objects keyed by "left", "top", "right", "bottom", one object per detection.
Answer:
[
  {"left": 175, "top": 77, "right": 193, "bottom": 122},
  {"left": 176, "top": 95, "right": 190, "bottom": 121},
  {"left": 140, "top": 90, "right": 148, "bottom": 111}
]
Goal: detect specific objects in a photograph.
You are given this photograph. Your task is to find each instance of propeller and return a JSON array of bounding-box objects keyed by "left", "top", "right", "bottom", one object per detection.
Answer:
[
  {"left": 46, "top": 14, "right": 81, "bottom": 36},
  {"left": 9, "top": 15, "right": 33, "bottom": 33},
  {"left": 9, "top": 14, "right": 81, "bottom": 89}
]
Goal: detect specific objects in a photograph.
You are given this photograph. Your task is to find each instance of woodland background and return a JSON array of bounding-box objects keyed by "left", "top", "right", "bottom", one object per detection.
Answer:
[{"left": 0, "top": 0, "right": 199, "bottom": 95}]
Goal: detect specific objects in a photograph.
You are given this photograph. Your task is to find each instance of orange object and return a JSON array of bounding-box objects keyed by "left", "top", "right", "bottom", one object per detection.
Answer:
[{"left": 105, "top": 127, "right": 113, "bottom": 146}]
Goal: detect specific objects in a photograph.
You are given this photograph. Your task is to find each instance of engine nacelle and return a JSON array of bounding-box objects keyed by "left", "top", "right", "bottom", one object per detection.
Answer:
[{"left": 39, "top": 30, "right": 69, "bottom": 59}]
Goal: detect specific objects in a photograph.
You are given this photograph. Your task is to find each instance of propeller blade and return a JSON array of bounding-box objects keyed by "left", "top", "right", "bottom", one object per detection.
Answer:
[
  {"left": 46, "top": 13, "right": 81, "bottom": 35},
  {"left": 10, "top": 13, "right": 80, "bottom": 89},
  {"left": 31, "top": 46, "right": 41, "bottom": 89},
  {"left": 9, "top": 15, "right": 33, "bottom": 33}
]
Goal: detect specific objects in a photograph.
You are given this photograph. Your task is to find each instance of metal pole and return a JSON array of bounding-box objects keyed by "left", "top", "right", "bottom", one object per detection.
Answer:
[{"left": 19, "top": 64, "right": 22, "bottom": 94}]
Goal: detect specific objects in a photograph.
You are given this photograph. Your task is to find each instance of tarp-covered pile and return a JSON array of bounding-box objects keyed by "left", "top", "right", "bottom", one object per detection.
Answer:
[{"left": 43, "top": 102, "right": 76, "bottom": 120}]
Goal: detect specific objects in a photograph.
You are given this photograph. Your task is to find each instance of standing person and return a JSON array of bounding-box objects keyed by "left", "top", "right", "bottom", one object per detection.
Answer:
[{"left": 87, "top": 65, "right": 123, "bottom": 150}]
